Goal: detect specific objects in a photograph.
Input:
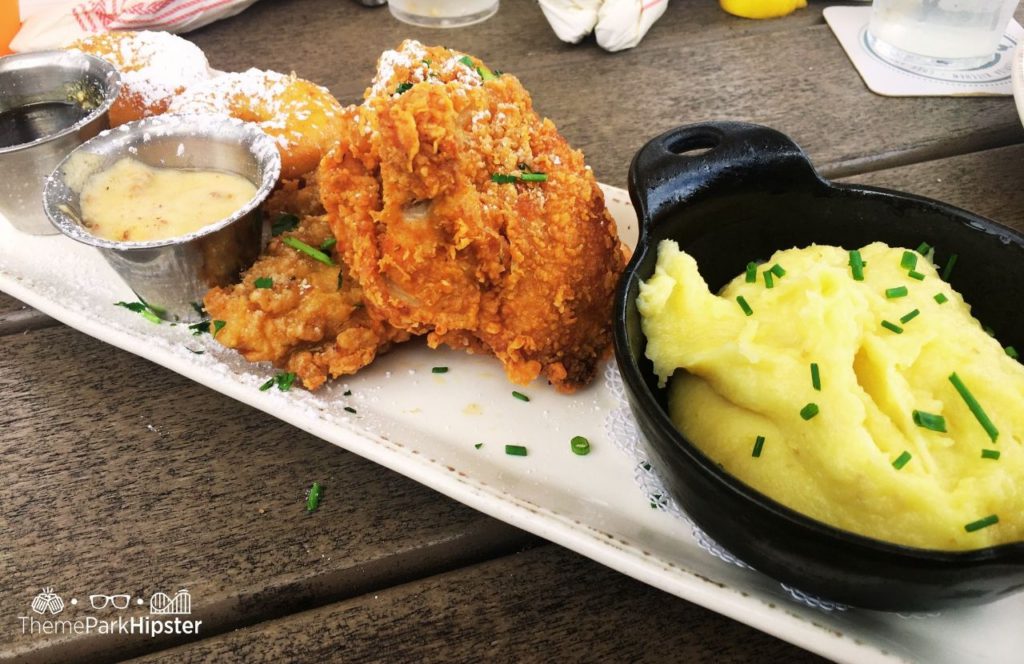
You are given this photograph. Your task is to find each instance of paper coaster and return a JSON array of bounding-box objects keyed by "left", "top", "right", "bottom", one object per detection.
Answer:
[{"left": 824, "top": 5, "right": 1021, "bottom": 97}]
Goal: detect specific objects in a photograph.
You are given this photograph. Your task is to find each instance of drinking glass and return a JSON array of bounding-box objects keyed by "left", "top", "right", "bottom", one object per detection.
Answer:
[
  {"left": 867, "top": 0, "right": 1020, "bottom": 69},
  {"left": 388, "top": 0, "right": 499, "bottom": 28}
]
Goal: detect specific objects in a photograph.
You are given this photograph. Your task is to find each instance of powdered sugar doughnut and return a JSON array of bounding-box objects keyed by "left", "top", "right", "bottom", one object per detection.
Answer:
[
  {"left": 169, "top": 69, "right": 344, "bottom": 179},
  {"left": 69, "top": 30, "right": 212, "bottom": 127}
]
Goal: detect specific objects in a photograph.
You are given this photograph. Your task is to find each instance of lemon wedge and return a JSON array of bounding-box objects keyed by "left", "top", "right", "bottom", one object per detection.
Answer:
[{"left": 720, "top": 0, "right": 807, "bottom": 19}]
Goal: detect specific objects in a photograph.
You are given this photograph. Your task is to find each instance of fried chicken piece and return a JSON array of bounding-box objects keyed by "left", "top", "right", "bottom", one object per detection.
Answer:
[
  {"left": 318, "top": 41, "right": 625, "bottom": 392},
  {"left": 204, "top": 174, "right": 409, "bottom": 390}
]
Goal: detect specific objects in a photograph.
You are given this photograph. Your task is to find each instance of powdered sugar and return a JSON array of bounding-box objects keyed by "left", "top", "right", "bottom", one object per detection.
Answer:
[{"left": 72, "top": 31, "right": 212, "bottom": 110}]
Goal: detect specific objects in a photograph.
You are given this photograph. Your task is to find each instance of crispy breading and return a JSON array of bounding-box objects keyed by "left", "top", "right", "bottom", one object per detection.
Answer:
[
  {"left": 318, "top": 41, "right": 625, "bottom": 392},
  {"left": 204, "top": 174, "right": 409, "bottom": 390}
]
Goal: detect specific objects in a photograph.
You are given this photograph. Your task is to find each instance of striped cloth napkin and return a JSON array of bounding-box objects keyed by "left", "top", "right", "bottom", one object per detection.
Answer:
[{"left": 11, "top": 0, "right": 258, "bottom": 51}]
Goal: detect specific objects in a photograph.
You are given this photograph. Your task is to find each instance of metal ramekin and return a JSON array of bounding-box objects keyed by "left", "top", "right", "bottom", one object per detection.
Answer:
[
  {"left": 0, "top": 50, "right": 120, "bottom": 235},
  {"left": 43, "top": 114, "right": 281, "bottom": 323}
]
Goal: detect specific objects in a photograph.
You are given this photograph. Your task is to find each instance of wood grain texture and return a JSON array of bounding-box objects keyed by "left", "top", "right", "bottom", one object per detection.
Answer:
[
  {"left": 185, "top": 0, "right": 1024, "bottom": 189},
  {"left": 0, "top": 294, "right": 55, "bottom": 336},
  {"left": 129, "top": 545, "right": 825, "bottom": 664},
  {"left": 0, "top": 325, "right": 536, "bottom": 663},
  {"left": 841, "top": 144, "right": 1024, "bottom": 232}
]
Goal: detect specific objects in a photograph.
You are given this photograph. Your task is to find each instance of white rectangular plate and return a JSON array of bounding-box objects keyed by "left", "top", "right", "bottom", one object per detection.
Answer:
[{"left": 1, "top": 185, "right": 1020, "bottom": 664}]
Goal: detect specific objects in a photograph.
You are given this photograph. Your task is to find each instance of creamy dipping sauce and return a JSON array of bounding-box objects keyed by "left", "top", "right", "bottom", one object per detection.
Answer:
[{"left": 80, "top": 157, "right": 257, "bottom": 242}]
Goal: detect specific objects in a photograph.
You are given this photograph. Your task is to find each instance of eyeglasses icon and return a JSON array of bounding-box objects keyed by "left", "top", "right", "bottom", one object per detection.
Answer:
[{"left": 89, "top": 594, "right": 131, "bottom": 610}]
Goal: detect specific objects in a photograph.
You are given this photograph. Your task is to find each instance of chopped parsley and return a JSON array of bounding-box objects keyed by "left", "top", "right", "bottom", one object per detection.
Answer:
[
  {"left": 260, "top": 372, "right": 296, "bottom": 392},
  {"left": 271, "top": 213, "right": 299, "bottom": 236},
  {"left": 254, "top": 277, "right": 273, "bottom": 289}
]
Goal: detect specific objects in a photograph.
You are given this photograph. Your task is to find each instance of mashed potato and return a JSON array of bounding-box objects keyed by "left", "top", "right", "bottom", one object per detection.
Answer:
[{"left": 638, "top": 240, "right": 1024, "bottom": 550}]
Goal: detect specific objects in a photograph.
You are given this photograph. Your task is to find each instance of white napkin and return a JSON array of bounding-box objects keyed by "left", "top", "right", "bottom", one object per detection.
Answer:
[{"left": 539, "top": 0, "right": 669, "bottom": 52}]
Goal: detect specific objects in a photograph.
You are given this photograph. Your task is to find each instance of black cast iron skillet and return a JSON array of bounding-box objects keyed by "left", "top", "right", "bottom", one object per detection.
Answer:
[{"left": 613, "top": 121, "right": 1024, "bottom": 611}]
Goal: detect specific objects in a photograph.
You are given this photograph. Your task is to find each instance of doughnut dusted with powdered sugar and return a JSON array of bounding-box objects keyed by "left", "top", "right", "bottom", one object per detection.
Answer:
[
  {"left": 169, "top": 68, "right": 345, "bottom": 179},
  {"left": 69, "top": 30, "right": 212, "bottom": 127}
]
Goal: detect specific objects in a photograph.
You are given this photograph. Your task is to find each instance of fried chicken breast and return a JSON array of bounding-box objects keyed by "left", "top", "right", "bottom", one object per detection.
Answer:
[
  {"left": 204, "top": 173, "right": 409, "bottom": 390},
  {"left": 318, "top": 41, "right": 625, "bottom": 392}
]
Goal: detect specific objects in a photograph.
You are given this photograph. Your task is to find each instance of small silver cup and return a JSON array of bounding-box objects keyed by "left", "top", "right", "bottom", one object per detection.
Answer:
[
  {"left": 0, "top": 50, "right": 120, "bottom": 235},
  {"left": 43, "top": 114, "right": 281, "bottom": 323}
]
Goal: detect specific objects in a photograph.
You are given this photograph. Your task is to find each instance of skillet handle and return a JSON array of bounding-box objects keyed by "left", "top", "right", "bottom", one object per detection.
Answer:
[{"left": 627, "top": 121, "right": 821, "bottom": 229}]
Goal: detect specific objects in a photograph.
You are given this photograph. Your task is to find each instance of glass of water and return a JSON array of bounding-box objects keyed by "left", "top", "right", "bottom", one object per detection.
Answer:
[
  {"left": 388, "top": 0, "right": 499, "bottom": 28},
  {"left": 867, "top": 0, "right": 1020, "bottom": 69}
]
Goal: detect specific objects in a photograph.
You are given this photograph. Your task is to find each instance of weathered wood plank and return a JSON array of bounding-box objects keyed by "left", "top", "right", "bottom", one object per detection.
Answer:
[
  {"left": 0, "top": 294, "right": 55, "bottom": 336},
  {"left": 130, "top": 544, "right": 825, "bottom": 664},
  {"left": 841, "top": 143, "right": 1024, "bottom": 232},
  {"left": 0, "top": 325, "right": 536, "bottom": 663}
]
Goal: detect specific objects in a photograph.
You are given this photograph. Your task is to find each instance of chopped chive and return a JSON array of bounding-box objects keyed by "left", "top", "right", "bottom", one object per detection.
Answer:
[
  {"left": 394, "top": 82, "right": 413, "bottom": 95},
  {"left": 343, "top": 390, "right": 352, "bottom": 396},
  {"left": 892, "top": 450, "right": 912, "bottom": 470},
  {"left": 908, "top": 270, "right": 925, "bottom": 281},
  {"left": 736, "top": 295, "right": 753, "bottom": 317},
  {"left": 1006, "top": 346, "right": 1019, "bottom": 360},
  {"left": 915, "top": 242, "right": 932, "bottom": 255},
  {"left": 477, "top": 63, "right": 498, "bottom": 81},
  {"left": 745, "top": 262, "right": 757, "bottom": 283},
  {"left": 763, "top": 270, "right": 774, "bottom": 289},
  {"left": 282, "top": 236, "right": 334, "bottom": 266},
  {"left": 490, "top": 173, "right": 518, "bottom": 184},
  {"left": 900, "top": 309, "right": 920, "bottom": 324},
  {"left": 474, "top": 443, "right": 483, "bottom": 449},
  {"left": 344, "top": 406, "right": 357, "bottom": 414},
  {"left": 188, "top": 320, "right": 210, "bottom": 335},
  {"left": 191, "top": 301, "right": 208, "bottom": 318},
  {"left": 769, "top": 264, "right": 786, "bottom": 278},
  {"left": 259, "top": 378, "right": 274, "bottom": 391},
  {"left": 254, "top": 276, "right": 273, "bottom": 289},
  {"left": 115, "top": 300, "right": 161, "bottom": 324},
  {"left": 519, "top": 172, "right": 548, "bottom": 182},
  {"left": 512, "top": 391, "right": 530, "bottom": 402},
  {"left": 306, "top": 481, "right": 322, "bottom": 512},
  {"left": 642, "top": 462, "right": 651, "bottom": 471},
  {"left": 810, "top": 363, "right": 821, "bottom": 391},
  {"left": 458, "top": 55, "right": 475, "bottom": 67},
  {"left": 848, "top": 250, "right": 865, "bottom": 281},
  {"left": 570, "top": 435, "right": 591, "bottom": 456},
  {"left": 751, "top": 435, "right": 765, "bottom": 458},
  {"left": 505, "top": 444, "right": 528, "bottom": 456},
  {"left": 185, "top": 347, "right": 204, "bottom": 355},
  {"left": 881, "top": 320, "right": 903, "bottom": 334},
  {"left": 320, "top": 237, "right": 337, "bottom": 252},
  {"left": 949, "top": 372, "right": 998, "bottom": 442},
  {"left": 271, "top": 213, "right": 299, "bottom": 236},
  {"left": 212, "top": 320, "right": 226, "bottom": 338},
  {"left": 934, "top": 293, "right": 948, "bottom": 304},
  {"left": 942, "top": 254, "right": 958, "bottom": 281},
  {"left": 800, "top": 403, "right": 819, "bottom": 420},
  {"left": 431, "top": 366, "right": 449, "bottom": 374},
  {"left": 912, "top": 409, "right": 946, "bottom": 432},
  {"left": 885, "top": 286, "right": 908, "bottom": 299},
  {"left": 981, "top": 449, "right": 1001, "bottom": 460},
  {"left": 900, "top": 250, "right": 918, "bottom": 270},
  {"left": 965, "top": 514, "right": 998, "bottom": 532}
]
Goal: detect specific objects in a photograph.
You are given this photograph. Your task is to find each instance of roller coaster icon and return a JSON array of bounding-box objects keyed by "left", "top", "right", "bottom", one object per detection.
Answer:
[{"left": 148, "top": 589, "right": 191, "bottom": 615}]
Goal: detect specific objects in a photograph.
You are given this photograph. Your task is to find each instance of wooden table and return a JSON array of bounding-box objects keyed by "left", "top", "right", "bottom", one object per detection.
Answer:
[{"left": 3, "top": 1, "right": 1023, "bottom": 661}]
